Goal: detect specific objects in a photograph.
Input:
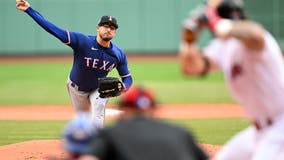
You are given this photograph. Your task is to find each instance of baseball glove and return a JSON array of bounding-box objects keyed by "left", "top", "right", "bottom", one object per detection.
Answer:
[
  {"left": 98, "top": 77, "right": 124, "bottom": 98},
  {"left": 182, "top": 4, "right": 208, "bottom": 43}
]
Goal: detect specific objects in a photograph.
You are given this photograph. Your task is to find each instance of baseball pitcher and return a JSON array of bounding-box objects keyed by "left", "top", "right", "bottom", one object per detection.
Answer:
[{"left": 16, "top": 0, "right": 133, "bottom": 129}]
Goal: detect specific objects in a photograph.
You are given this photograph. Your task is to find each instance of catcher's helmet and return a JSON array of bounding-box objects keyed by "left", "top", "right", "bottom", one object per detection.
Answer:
[{"left": 216, "top": 0, "right": 246, "bottom": 20}]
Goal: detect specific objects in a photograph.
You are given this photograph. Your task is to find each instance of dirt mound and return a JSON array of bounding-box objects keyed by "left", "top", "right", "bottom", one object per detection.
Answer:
[{"left": 0, "top": 140, "right": 221, "bottom": 160}]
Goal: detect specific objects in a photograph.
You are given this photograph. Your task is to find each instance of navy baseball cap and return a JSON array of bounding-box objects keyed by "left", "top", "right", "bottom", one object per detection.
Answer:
[
  {"left": 98, "top": 15, "right": 119, "bottom": 29},
  {"left": 119, "top": 85, "right": 156, "bottom": 110},
  {"left": 63, "top": 113, "right": 97, "bottom": 154}
]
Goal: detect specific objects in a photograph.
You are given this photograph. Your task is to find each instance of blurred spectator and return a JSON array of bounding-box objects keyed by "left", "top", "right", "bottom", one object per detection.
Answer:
[{"left": 79, "top": 85, "right": 208, "bottom": 160}]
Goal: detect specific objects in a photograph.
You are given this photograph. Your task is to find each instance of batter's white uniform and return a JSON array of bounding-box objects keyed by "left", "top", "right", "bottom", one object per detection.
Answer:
[{"left": 204, "top": 32, "right": 284, "bottom": 160}]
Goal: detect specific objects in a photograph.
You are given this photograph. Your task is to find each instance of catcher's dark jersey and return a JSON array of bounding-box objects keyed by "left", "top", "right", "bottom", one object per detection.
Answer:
[
  {"left": 25, "top": 7, "right": 132, "bottom": 92},
  {"left": 86, "top": 115, "right": 208, "bottom": 160}
]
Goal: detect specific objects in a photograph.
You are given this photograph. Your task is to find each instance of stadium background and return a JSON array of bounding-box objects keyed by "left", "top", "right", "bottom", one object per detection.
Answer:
[
  {"left": 0, "top": 0, "right": 284, "bottom": 159},
  {"left": 1, "top": 0, "right": 284, "bottom": 55}
]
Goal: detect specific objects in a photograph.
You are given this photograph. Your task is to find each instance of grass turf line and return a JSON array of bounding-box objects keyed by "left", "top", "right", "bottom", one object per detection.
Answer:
[{"left": 0, "top": 118, "right": 249, "bottom": 146}]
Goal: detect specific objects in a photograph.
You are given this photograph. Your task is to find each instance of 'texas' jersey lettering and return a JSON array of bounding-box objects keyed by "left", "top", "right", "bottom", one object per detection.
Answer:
[{"left": 84, "top": 57, "right": 115, "bottom": 72}]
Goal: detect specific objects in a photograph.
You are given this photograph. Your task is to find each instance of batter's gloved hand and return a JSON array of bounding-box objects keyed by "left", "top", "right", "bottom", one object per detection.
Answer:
[
  {"left": 183, "top": 4, "right": 208, "bottom": 31},
  {"left": 182, "top": 4, "right": 208, "bottom": 44},
  {"left": 98, "top": 77, "right": 124, "bottom": 98}
]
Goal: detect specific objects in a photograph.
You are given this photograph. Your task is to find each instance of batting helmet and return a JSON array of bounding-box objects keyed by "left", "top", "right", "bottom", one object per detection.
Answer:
[{"left": 216, "top": 0, "right": 246, "bottom": 20}]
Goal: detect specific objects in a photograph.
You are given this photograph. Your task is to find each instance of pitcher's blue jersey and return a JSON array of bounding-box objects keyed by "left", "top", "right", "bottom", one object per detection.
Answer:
[
  {"left": 25, "top": 7, "right": 132, "bottom": 91},
  {"left": 67, "top": 33, "right": 130, "bottom": 91}
]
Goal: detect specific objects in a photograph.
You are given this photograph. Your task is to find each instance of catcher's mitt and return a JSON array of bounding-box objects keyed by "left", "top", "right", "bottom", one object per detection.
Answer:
[{"left": 98, "top": 77, "right": 124, "bottom": 98}]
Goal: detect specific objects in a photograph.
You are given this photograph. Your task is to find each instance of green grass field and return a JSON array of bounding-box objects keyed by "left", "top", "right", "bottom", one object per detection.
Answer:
[
  {"left": 0, "top": 60, "right": 235, "bottom": 105},
  {"left": 0, "top": 59, "right": 247, "bottom": 146},
  {"left": 0, "top": 118, "right": 250, "bottom": 146}
]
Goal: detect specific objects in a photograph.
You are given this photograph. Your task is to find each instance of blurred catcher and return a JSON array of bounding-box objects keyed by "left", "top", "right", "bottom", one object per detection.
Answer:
[
  {"left": 79, "top": 85, "right": 208, "bottom": 160},
  {"left": 16, "top": 0, "right": 133, "bottom": 129},
  {"left": 179, "top": 0, "right": 284, "bottom": 160}
]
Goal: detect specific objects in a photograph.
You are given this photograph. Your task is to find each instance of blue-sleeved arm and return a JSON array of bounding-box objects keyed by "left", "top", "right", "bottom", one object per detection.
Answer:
[
  {"left": 122, "top": 75, "right": 133, "bottom": 91},
  {"left": 25, "top": 7, "right": 70, "bottom": 44},
  {"left": 116, "top": 50, "right": 133, "bottom": 91}
]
